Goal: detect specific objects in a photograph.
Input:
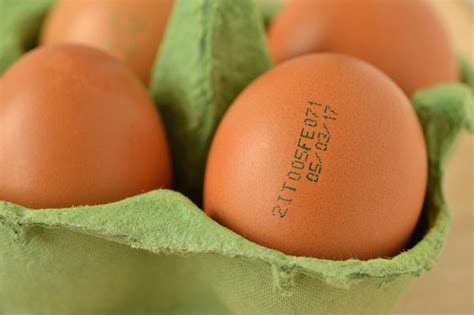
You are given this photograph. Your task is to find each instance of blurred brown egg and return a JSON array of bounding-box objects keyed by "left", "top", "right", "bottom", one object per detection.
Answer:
[
  {"left": 0, "top": 44, "right": 172, "bottom": 209},
  {"left": 204, "top": 54, "right": 427, "bottom": 260},
  {"left": 41, "top": 0, "right": 174, "bottom": 85},
  {"left": 268, "top": 0, "right": 458, "bottom": 96}
]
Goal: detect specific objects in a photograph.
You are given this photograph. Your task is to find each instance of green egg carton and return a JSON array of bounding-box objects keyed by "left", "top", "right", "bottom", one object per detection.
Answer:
[{"left": 0, "top": 0, "right": 473, "bottom": 314}]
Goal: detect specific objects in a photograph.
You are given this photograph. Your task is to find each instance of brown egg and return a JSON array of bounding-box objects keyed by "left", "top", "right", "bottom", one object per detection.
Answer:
[
  {"left": 0, "top": 44, "right": 172, "bottom": 209},
  {"left": 41, "top": 0, "right": 174, "bottom": 85},
  {"left": 204, "top": 54, "right": 427, "bottom": 260},
  {"left": 268, "top": 0, "right": 458, "bottom": 96}
]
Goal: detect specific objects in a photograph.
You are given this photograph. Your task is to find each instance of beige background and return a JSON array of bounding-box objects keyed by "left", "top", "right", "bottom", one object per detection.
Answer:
[{"left": 393, "top": 1, "right": 474, "bottom": 314}]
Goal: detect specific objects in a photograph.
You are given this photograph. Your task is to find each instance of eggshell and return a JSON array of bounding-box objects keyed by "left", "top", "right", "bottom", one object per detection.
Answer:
[
  {"left": 268, "top": 0, "right": 458, "bottom": 96},
  {"left": 41, "top": 0, "right": 174, "bottom": 85},
  {"left": 204, "top": 54, "right": 427, "bottom": 260},
  {"left": 0, "top": 44, "right": 172, "bottom": 209}
]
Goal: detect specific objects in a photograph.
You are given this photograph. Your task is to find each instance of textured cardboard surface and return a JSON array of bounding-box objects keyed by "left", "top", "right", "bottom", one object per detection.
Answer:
[{"left": 150, "top": 0, "right": 271, "bottom": 203}]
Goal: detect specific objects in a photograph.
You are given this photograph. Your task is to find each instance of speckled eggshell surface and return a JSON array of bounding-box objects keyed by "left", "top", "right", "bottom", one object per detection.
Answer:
[
  {"left": 268, "top": 0, "right": 458, "bottom": 96},
  {"left": 204, "top": 54, "right": 428, "bottom": 260},
  {"left": 41, "top": 0, "right": 174, "bottom": 85},
  {"left": 0, "top": 44, "right": 172, "bottom": 209}
]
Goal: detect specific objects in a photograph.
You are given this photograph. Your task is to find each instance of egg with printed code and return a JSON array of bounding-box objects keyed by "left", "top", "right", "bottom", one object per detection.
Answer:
[{"left": 204, "top": 54, "right": 427, "bottom": 260}]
